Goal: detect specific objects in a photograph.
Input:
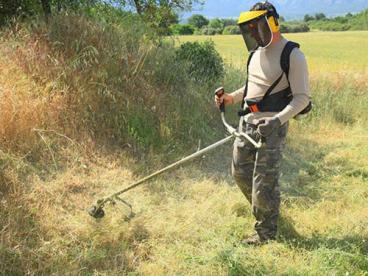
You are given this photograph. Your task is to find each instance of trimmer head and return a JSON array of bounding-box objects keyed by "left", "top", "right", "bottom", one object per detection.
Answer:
[{"left": 88, "top": 205, "right": 105, "bottom": 219}]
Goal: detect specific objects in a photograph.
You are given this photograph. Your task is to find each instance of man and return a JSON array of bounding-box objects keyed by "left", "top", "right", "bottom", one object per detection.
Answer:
[{"left": 215, "top": 1, "right": 310, "bottom": 245}]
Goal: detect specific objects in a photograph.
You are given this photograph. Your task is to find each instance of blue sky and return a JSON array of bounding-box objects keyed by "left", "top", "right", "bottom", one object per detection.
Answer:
[{"left": 181, "top": 0, "right": 368, "bottom": 20}]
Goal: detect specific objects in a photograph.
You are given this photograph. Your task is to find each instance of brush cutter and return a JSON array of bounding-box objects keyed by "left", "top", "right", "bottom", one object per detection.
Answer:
[{"left": 88, "top": 87, "right": 262, "bottom": 219}]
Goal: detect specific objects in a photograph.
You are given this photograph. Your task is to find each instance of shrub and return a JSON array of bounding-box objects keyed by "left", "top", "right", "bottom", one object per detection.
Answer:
[
  {"left": 221, "top": 18, "right": 237, "bottom": 27},
  {"left": 201, "top": 26, "right": 222, "bottom": 35},
  {"left": 309, "top": 20, "right": 351, "bottom": 31},
  {"left": 280, "top": 24, "right": 289, "bottom": 33},
  {"left": 193, "top": 28, "right": 202, "bottom": 35},
  {"left": 170, "top": 24, "right": 194, "bottom": 35},
  {"left": 222, "top": 25, "right": 240, "bottom": 35},
  {"left": 335, "top": 16, "right": 348, "bottom": 24},
  {"left": 175, "top": 41, "right": 224, "bottom": 85},
  {"left": 281, "top": 22, "right": 310, "bottom": 33}
]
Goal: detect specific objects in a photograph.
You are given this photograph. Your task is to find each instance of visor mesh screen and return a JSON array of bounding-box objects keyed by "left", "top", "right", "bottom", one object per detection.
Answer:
[{"left": 239, "top": 16, "right": 272, "bottom": 51}]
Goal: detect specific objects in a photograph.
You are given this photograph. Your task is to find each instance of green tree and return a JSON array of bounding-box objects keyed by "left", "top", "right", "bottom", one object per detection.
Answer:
[
  {"left": 221, "top": 18, "right": 237, "bottom": 27},
  {"left": 187, "top": 14, "right": 208, "bottom": 29},
  {"left": 0, "top": 0, "right": 40, "bottom": 24},
  {"left": 208, "top": 18, "right": 223, "bottom": 30},
  {"left": 128, "top": 0, "right": 203, "bottom": 16},
  {"left": 0, "top": 0, "right": 201, "bottom": 33},
  {"left": 315, "top": 12, "right": 327, "bottom": 20},
  {"left": 170, "top": 23, "right": 194, "bottom": 35},
  {"left": 304, "top": 14, "right": 314, "bottom": 22},
  {"left": 126, "top": 0, "right": 203, "bottom": 34}
]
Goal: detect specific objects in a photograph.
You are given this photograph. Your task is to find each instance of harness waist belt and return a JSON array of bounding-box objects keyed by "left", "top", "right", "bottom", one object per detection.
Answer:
[{"left": 238, "top": 88, "right": 292, "bottom": 116}]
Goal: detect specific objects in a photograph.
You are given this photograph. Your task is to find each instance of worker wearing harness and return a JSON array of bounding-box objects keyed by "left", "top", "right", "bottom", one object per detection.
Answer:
[{"left": 215, "top": 2, "right": 311, "bottom": 245}]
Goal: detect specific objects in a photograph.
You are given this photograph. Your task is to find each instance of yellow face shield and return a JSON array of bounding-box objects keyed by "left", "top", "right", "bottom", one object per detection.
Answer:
[{"left": 238, "top": 10, "right": 275, "bottom": 52}]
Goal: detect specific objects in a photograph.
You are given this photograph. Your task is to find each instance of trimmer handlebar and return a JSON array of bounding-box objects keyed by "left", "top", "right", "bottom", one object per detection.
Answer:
[
  {"left": 214, "top": 87, "right": 226, "bottom": 113},
  {"left": 215, "top": 87, "right": 262, "bottom": 149}
]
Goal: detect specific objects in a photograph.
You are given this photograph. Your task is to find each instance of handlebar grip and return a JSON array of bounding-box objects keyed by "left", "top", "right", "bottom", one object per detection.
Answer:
[
  {"left": 219, "top": 102, "right": 225, "bottom": 113},
  {"left": 215, "top": 87, "right": 225, "bottom": 113}
]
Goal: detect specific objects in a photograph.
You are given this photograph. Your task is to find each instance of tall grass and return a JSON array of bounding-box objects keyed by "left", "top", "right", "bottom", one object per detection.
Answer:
[{"left": 2, "top": 14, "right": 224, "bottom": 160}]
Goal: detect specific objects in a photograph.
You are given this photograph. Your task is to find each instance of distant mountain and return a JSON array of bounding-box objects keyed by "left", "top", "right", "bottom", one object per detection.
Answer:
[{"left": 184, "top": 0, "right": 368, "bottom": 20}]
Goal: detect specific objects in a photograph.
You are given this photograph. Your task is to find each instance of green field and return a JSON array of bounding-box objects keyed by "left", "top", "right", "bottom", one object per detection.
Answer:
[{"left": 177, "top": 32, "right": 368, "bottom": 74}]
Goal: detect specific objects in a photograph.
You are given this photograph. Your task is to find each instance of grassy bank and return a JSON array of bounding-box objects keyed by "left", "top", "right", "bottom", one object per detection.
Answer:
[{"left": 1, "top": 18, "right": 368, "bottom": 274}]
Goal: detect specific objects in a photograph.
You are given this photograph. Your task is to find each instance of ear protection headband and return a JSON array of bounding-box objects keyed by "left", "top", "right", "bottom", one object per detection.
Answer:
[
  {"left": 252, "top": 1, "right": 280, "bottom": 32},
  {"left": 268, "top": 14, "right": 280, "bottom": 32}
]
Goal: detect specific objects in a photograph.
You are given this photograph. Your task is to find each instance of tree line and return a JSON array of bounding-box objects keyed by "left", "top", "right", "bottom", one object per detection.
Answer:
[
  {"left": 170, "top": 13, "right": 310, "bottom": 35},
  {"left": 0, "top": 0, "right": 202, "bottom": 34},
  {"left": 304, "top": 9, "right": 368, "bottom": 31},
  {"left": 170, "top": 9, "right": 368, "bottom": 35}
]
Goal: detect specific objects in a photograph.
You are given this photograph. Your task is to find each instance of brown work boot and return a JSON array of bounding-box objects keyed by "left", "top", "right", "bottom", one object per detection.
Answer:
[{"left": 241, "top": 233, "right": 274, "bottom": 246}]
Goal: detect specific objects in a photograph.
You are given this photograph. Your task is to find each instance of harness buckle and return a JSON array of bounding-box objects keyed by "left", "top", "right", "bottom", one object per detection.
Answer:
[
  {"left": 249, "top": 104, "right": 260, "bottom": 113},
  {"left": 237, "top": 103, "right": 259, "bottom": 117}
]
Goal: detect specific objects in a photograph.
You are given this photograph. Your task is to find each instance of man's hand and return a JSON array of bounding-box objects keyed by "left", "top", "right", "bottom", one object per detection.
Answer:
[
  {"left": 214, "top": 88, "right": 234, "bottom": 108},
  {"left": 257, "top": 117, "right": 281, "bottom": 137}
]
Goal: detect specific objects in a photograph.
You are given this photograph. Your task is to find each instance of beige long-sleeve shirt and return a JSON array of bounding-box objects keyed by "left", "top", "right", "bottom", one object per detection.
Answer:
[{"left": 231, "top": 37, "right": 310, "bottom": 125}]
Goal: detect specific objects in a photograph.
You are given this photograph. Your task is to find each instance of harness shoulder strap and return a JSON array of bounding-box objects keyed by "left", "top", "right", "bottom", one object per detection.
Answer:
[
  {"left": 280, "top": 41, "right": 300, "bottom": 80},
  {"left": 262, "top": 41, "right": 300, "bottom": 100},
  {"left": 262, "top": 73, "right": 283, "bottom": 100},
  {"left": 241, "top": 50, "right": 256, "bottom": 108}
]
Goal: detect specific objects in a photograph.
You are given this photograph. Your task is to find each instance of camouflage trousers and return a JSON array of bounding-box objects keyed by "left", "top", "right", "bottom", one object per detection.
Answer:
[{"left": 231, "top": 121, "right": 288, "bottom": 240}]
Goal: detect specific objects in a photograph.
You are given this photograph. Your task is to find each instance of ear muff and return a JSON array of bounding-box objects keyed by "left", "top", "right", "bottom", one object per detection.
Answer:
[{"left": 267, "top": 16, "right": 280, "bottom": 33}]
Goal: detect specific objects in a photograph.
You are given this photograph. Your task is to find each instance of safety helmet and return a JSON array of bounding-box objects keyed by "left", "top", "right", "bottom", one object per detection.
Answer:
[{"left": 238, "top": 2, "right": 280, "bottom": 52}]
